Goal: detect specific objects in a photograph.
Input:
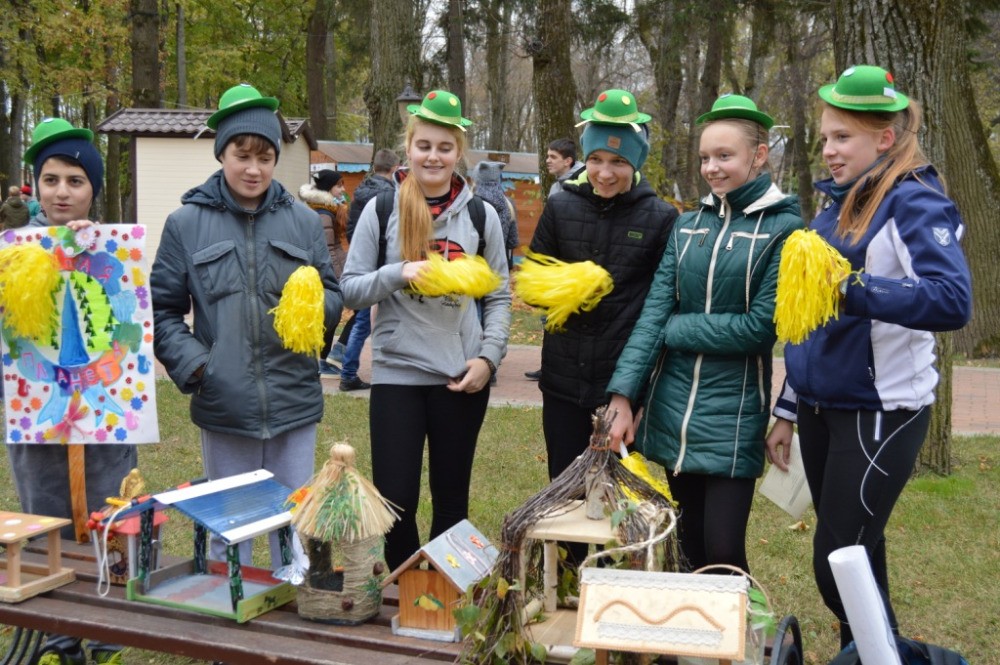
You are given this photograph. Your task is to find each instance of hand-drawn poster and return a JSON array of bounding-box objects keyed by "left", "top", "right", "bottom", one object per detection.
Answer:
[{"left": 0, "top": 224, "right": 159, "bottom": 444}]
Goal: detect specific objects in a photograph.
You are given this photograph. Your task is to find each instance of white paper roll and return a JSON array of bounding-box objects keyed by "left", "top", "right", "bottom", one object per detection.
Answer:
[{"left": 828, "top": 545, "right": 901, "bottom": 665}]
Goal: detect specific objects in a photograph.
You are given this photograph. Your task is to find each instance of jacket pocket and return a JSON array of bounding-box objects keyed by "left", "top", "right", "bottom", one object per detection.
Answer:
[
  {"left": 725, "top": 231, "right": 771, "bottom": 250},
  {"left": 192, "top": 240, "right": 241, "bottom": 305},
  {"left": 379, "top": 322, "right": 468, "bottom": 378},
  {"left": 263, "top": 239, "right": 312, "bottom": 296}
]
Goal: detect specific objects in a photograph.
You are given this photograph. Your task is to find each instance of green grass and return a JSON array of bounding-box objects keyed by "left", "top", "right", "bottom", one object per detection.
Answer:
[{"left": 2, "top": 383, "right": 997, "bottom": 664}]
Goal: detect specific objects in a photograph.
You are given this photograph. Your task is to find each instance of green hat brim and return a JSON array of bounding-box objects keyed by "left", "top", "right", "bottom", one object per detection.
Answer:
[
  {"left": 696, "top": 107, "right": 774, "bottom": 130},
  {"left": 578, "top": 108, "right": 652, "bottom": 125},
  {"left": 23, "top": 127, "right": 94, "bottom": 164},
  {"left": 817, "top": 83, "right": 909, "bottom": 112},
  {"left": 207, "top": 96, "right": 280, "bottom": 130},
  {"left": 407, "top": 103, "right": 473, "bottom": 130}
]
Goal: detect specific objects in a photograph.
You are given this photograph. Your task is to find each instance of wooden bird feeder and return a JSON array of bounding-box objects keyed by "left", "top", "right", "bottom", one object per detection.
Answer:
[{"left": 0, "top": 510, "right": 75, "bottom": 603}]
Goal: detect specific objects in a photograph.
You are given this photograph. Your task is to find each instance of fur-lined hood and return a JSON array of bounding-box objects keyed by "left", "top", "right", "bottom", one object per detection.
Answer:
[{"left": 299, "top": 183, "right": 341, "bottom": 208}]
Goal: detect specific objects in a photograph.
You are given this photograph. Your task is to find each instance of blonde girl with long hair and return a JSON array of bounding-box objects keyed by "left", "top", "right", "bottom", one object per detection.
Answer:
[
  {"left": 339, "top": 91, "right": 510, "bottom": 570},
  {"left": 767, "top": 66, "right": 971, "bottom": 655}
]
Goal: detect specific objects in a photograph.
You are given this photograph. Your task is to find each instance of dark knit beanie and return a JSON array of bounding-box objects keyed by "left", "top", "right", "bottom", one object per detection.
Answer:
[
  {"left": 580, "top": 123, "right": 649, "bottom": 171},
  {"left": 313, "top": 169, "right": 342, "bottom": 192},
  {"left": 33, "top": 138, "right": 104, "bottom": 198},
  {"left": 214, "top": 106, "right": 282, "bottom": 161}
]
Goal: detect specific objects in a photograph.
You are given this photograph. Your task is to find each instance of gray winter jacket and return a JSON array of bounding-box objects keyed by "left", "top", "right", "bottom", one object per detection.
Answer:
[
  {"left": 340, "top": 172, "right": 510, "bottom": 386},
  {"left": 151, "top": 171, "right": 342, "bottom": 438}
]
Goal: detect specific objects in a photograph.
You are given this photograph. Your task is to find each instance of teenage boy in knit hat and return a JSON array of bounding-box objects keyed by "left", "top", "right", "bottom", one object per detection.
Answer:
[
  {"left": 528, "top": 89, "right": 678, "bottom": 565},
  {"left": 5, "top": 117, "right": 134, "bottom": 665},
  {"left": 151, "top": 84, "right": 342, "bottom": 568}
]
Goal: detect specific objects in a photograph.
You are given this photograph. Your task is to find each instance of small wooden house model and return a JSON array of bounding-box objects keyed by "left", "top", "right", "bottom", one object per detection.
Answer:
[
  {"left": 121, "top": 470, "right": 297, "bottom": 622},
  {"left": 381, "top": 519, "right": 498, "bottom": 642},
  {"left": 0, "top": 511, "right": 75, "bottom": 603}
]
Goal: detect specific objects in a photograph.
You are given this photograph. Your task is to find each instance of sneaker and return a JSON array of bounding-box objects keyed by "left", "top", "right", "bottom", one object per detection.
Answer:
[
  {"left": 524, "top": 369, "right": 542, "bottom": 381},
  {"left": 91, "top": 649, "right": 124, "bottom": 664},
  {"left": 318, "top": 360, "right": 340, "bottom": 376},
  {"left": 37, "top": 648, "right": 86, "bottom": 665},
  {"left": 339, "top": 376, "right": 371, "bottom": 392}
]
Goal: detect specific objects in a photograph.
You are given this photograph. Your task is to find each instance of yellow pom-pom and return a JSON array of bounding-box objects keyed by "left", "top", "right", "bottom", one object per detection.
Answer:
[
  {"left": 270, "top": 266, "right": 325, "bottom": 355},
  {"left": 514, "top": 250, "right": 614, "bottom": 332},
  {"left": 0, "top": 243, "right": 62, "bottom": 340},
  {"left": 409, "top": 252, "right": 501, "bottom": 299},
  {"left": 620, "top": 451, "right": 674, "bottom": 504},
  {"left": 774, "top": 229, "right": 855, "bottom": 344}
]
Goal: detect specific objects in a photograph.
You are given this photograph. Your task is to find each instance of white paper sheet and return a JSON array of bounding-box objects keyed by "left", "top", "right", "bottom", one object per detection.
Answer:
[{"left": 758, "top": 432, "right": 812, "bottom": 519}]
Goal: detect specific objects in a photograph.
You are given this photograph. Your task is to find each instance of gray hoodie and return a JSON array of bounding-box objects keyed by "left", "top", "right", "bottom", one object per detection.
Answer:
[{"left": 340, "top": 173, "right": 511, "bottom": 385}]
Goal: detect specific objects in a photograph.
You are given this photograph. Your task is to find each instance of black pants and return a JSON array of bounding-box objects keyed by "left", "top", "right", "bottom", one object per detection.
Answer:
[
  {"left": 370, "top": 383, "right": 489, "bottom": 571},
  {"left": 666, "top": 472, "right": 755, "bottom": 574},
  {"left": 798, "top": 403, "right": 930, "bottom": 648},
  {"left": 541, "top": 394, "right": 599, "bottom": 566}
]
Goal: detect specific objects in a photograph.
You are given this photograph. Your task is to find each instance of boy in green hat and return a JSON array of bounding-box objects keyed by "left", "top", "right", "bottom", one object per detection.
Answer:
[
  {"left": 151, "top": 84, "right": 342, "bottom": 567},
  {"left": 528, "top": 88, "right": 677, "bottom": 566},
  {"left": 5, "top": 117, "right": 134, "bottom": 665}
]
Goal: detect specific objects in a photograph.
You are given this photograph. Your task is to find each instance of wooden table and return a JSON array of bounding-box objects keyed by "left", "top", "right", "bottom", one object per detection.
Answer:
[{"left": 0, "top": 540, "right": 462, "bottom": 664}]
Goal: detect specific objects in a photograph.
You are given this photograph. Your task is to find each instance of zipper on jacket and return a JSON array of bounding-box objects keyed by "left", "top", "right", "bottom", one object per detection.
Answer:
[
  {"left": 245, "top": 213, "right": 271, "bottom": 439},
  {"left": 675, "top": 353, "right": 704, "bottom": 475},
  {"left": 725, "top": 230, "right": 771, "bottom": 251}
]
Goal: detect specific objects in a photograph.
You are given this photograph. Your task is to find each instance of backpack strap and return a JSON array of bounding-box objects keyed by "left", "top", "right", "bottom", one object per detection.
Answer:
[
  {"left": 375, "top": 190, "right": 394, "bottom": 268},
  {"left": 376, "top": 191, "right": 487, "bottom": 266}
]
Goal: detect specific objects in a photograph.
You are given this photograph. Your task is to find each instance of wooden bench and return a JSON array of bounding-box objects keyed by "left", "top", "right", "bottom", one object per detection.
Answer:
[{"left": 0, "top": 540, "right": 461, "bottom": 664}]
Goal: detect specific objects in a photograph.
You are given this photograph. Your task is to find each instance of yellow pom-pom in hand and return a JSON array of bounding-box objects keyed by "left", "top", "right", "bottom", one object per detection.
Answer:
[
  {"left": 774, "top": 229, "right": 855, "bottom": 344},
  {"left": 0, "top": 243, "right": 62, "bottom": 340},
  {"left": 514, "top": 250, "right": 614, "bottom": 332},
  {"left": 409, "top": 252, "right": 501, "bottom": 299},
  {"left": 270, "top": 265, "right": 325, "bottom": 355}
]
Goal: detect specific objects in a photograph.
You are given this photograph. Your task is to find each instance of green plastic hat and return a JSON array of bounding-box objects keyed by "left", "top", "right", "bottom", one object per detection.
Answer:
[
  {"left": 407, "top": 90, "right": 473, "bottom": 131},
  {"left": 578, "top": 89, "right": 651, "bottom": 128},
  {"left": 696, "top": 94, "right": 774, "bottom": 129},
  {"left": 818, "top": 65, "right": 909, "bottom": 112},
  {"left": 23, "top": 118, "right": 94, "bottom": 164},
  {"left": 207, "top": 83, "right": 280, "bottom": 130}
]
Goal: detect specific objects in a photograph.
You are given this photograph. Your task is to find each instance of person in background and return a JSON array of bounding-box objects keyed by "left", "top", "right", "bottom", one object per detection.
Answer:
[
  {"left": 471, "top": 160, "right": 518, "bottom": 270},
  {"left": 766, "top": 65, "right": 971, "bottom": 654},
  {"left": 299, "top": 168, "right": 349, "bottom": 376},
  {"left": 21, "top": 183, "right": 42, "bottom": 218},
  {"left": 336, "top": 149, "right": 401, "bottom": 391},
  {"left": 546, "top": 137, "right": 585, "bottom": 196},
  {"left": 0, "top": 184, "right": 29, "bottom": 229},
  {"left": 608, "top": 94, "right": 803, "bottom": 575},
  {"left": 530, "top": 89, "right": 676, "bottom": 565},
  {"left": 6, "top": 117, "right": 133, "bottom": 665},
  {"left": 151, "top": 83, "right": 342, "bottom": 570},
  {"left": 339, "top": 90, "right": 510, "bottom": 570}
]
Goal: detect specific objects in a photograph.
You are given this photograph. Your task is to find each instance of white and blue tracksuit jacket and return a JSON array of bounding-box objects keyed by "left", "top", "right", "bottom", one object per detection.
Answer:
[{"left": 775, "top": 166, "right": 971, "bottom": 418}]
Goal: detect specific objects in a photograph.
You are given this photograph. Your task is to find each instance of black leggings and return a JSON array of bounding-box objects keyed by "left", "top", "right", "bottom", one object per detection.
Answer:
[
  {"left": 665, "top": 472, "right": 755, "bottom": 574},
  {"left": 798, "top": 404, "right": 930, "bottom": 648},
  {"left": 370, "top": 383, "right": 489, "bottom": 571}
]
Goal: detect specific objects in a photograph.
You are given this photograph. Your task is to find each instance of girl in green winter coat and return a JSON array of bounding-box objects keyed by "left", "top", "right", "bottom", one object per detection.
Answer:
[{"left": 607, "top": 95, "right": 803, "bottom": 574}]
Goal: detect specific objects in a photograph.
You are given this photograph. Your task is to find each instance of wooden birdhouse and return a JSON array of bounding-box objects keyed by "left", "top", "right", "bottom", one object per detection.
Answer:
[
  {"left": 0, "top": 511, "right": 75, "bottom": 603},
  {"left": 381, "top": 519, "right": 498, "bottom": 642},
  {"left": 120, "top": 470, "right": 297, "bottom": 623}
]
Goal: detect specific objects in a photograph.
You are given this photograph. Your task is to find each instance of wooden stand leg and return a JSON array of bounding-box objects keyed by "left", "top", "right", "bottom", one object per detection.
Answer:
[
  {"left": 47, "top": 533, "right": 62, "bottom": 574},
  {"left": 7, "top": 541, "right": 22, "bottom": 587},
  {"left": 595, "top": 649, "right": 609, "bottom": 665},
  {"left": 542, "top": 541, "right": 558, "bottom": 612},
  {"left": 67, "top": 445, "right": 90, "bottom": 543}
]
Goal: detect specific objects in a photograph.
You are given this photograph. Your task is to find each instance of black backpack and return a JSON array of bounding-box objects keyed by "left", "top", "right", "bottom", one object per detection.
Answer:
[{"left": 374, "top": 190, "right": 486, "bottom": 267}]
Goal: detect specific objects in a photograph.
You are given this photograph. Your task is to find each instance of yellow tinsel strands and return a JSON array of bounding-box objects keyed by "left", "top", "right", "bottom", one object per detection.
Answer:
[
  {"left": 514, "top": 249, "right": 614, "bottom": 332},
  {"left": 0, "top": 243, "right": 61, "bottom": 340},
  {"left": 270, "top": 265, "right": 325, "bottom": 355},
  {"left": 620, "top": 450, "right": 675, "bottom": 505},
  {"left": 774, "top": 229, "right": 855, "bottom": 345},
  {"left": 409, "top": 252, "right": 501, "bottom": 299}
]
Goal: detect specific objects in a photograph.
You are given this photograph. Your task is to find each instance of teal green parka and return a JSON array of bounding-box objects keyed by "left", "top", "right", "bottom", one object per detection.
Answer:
[{"left": 606, "top": 175, "right": 803, "bottom": 479}]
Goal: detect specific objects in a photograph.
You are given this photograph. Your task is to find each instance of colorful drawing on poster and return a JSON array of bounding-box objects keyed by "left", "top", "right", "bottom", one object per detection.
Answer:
[{"left": 0, "top": 224, "right": 159, "bottom": 444}]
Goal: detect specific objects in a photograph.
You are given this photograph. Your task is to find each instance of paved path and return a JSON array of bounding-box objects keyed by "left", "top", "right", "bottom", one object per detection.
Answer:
[{"left": 327, "top": 344, "right": 1000, "bottom": 436}]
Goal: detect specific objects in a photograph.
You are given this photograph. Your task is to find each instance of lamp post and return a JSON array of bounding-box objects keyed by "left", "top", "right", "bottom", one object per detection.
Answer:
[{"left": 395, "top": 82, "right": 422, "bottom": 126}]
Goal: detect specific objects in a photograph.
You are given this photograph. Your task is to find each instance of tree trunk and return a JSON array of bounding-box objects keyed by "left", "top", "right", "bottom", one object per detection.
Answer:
[
  {"left": 104, "top": 43, "right": 122, "bottom": 224},
  {"left": 306, "top": 0, "right": 335, "bottom": 139},
  {"left": 130, "top": 0, "right": 161, "bottom": 108},
  {"left": 446, "top": 0, "right": 466, "bottom": 107},
  {"left": 364, "top": 0, "right": 422, "bottom": 154},
  {"left": 831, "top": 0, "right": 981, "bottom": 473},
  {"left": 484, "top": 0, "right": 511, "bottom": 149},
  {"left": 530, "top": 0, "right": 577, "bottom": 199},
  {"left": 176, "top": 2, "right": 186, "bottom": 108}
]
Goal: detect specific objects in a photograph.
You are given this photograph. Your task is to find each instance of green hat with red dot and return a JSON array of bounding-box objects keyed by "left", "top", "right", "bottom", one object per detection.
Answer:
[
  {"left": 207, "top": 83, "right": 280, "bottom": 130},
  {"left": 22, "top": 118, "right": 94, "bottom": 164},
  {"left": 407, "top": 90, "right": 473, "bottom": 131},
  {"left": 577, "top": 89, "right": 651, "bottom": 130},
  {"left": 818, "top": 65, "right": 909, "bottom": 112},
  {"left": 696, "top": 93, "right": 774, "bottom": 129}
]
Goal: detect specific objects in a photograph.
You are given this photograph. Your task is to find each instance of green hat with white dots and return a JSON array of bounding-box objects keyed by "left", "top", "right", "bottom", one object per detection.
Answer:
[{"left": 407, "top": 90, "right": 473, "bottom": 131}]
